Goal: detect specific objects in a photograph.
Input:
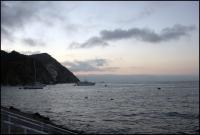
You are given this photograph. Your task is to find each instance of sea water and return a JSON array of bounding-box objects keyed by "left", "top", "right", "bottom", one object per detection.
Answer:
[{"left": 1, "top": 81, "right": 199, "bottom": 134}]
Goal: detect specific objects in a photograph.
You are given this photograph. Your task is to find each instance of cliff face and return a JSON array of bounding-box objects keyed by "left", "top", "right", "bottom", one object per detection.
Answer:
[
  {"left": 30, "top": 53, "right": 79, "bottom": 83},
  {"left": 1, "top": 50, "right": 79, "bottom": 85}
]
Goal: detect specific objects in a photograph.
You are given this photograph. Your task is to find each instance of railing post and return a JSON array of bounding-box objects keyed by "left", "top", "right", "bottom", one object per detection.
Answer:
[
  {"left": 8, "top": 115, "right": 11, "bottom": 134},
  {"left": 42, "top": 123, "right": 44, "bottom": 132},
  {"left": 24, "top": 128, "right": 27, "bottom": 134}
]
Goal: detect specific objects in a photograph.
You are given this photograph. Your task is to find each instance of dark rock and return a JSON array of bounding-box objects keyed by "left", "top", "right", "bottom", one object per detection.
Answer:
[
  {"left": 9, "top": 106, "right": 20, "bottom": 112},
  {"left": 33, "top": 113, "right": 50, "bottom": 121}
]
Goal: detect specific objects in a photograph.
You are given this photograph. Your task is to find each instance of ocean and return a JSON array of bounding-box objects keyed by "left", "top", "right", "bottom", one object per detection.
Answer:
[{"left": 1, "top": 81, "right": 199, "bottom": 134}]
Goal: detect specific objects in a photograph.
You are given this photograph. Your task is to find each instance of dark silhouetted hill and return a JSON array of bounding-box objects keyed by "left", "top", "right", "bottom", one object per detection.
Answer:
[
  {"left": 1, "top": 50, "right": 79, "bottom": 85},
  {"left": 30, "top": 53, "right": 79, "bottom": 83}
]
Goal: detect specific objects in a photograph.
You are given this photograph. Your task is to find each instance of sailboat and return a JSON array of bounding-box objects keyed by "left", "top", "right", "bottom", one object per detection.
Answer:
[
  {"left": 75, "top": 79, "right": 95, "bottom": 86},
  {"left": 22, "top": 61, "right": 45, "bottom": 89}
]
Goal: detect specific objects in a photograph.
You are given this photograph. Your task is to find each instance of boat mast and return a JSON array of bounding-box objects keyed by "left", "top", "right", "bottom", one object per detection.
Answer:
[{"left": 34, "top": 61, "right": 36, "bottom": 82}]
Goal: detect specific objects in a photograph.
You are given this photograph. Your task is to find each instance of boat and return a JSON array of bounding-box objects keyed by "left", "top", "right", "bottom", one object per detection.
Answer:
[
  {"left": 23, "top": 82, "right": 45, "bottom": 89},
  {"left": 21, "top": 61, "right": 45, "bottom": 89},
  {"left": 75, "top": 81, "right": 95, "bottom": 86}
]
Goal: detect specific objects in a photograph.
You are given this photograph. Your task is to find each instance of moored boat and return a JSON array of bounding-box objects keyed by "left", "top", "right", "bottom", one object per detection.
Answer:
[
  {"left": 75, "top": 81, "right": 95, "bottom": 86},
  {"left": 22, "top": 82, "right": 45, "bottom": 89}
]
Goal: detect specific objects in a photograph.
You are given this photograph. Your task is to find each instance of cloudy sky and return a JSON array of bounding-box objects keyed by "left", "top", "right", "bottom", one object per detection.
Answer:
[{"left": 1, "top": 1, "right": 199, "bottom": 76}]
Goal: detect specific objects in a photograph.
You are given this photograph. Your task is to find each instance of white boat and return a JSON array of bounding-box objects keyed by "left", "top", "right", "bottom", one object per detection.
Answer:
[
  {"left": 75, "top": 81, "right": 95, "bottom": 86},
  {"left": 21, "top": 61, "right": 45, "bottom": 89}
]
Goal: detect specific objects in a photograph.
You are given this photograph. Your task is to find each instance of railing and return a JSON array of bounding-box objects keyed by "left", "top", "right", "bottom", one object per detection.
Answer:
[{"left": 1, "top": 108, "right": 77, "bottom": 134}]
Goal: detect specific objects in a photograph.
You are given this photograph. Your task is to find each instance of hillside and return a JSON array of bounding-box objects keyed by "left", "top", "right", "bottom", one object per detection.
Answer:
[
  {"left": 1, "top": 50, "right": 79, "bottom": 85},
  {"left": 30, "top": 53, "right": 79, "bottom": 83}
]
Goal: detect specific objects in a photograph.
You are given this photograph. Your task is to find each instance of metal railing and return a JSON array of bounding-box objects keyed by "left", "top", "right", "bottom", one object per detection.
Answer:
[{"left": 1, "top": 108, "right": 77, "bottom": 134}]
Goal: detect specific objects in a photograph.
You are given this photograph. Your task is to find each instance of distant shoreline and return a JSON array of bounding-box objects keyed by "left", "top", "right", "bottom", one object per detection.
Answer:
[{"left": 1, "top": 80, "right": 199, "bottom": 87}]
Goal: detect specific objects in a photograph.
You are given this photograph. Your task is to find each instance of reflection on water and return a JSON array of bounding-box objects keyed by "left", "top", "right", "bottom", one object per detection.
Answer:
[{"left": 1, "top": 81, "right": 199, "bottom": 134}]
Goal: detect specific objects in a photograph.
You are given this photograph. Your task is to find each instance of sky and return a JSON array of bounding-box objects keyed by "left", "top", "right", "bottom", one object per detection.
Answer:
[{"left": 1, "top": 1, "right": 199, "bottom": 77}]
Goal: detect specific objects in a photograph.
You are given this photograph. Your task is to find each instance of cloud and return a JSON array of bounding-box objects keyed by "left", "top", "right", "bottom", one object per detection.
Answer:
[
  {"left": 101, "top": 24, "right": 195, "bottom": 42},
  {"left": 62, "top": 59, "right": 119, "bottom": 72},
  {"left": 118, "top": 7, "right": 153, "bottom": 24},
  {"left": 1, "top": 2, "right": 41, "bottom": 30},
  {"left": 100, "top": 28, "right": 161, "bottom": 42},
  {"left": 160, "top": 24, "right": 196, "bottom": 41},
  {"left": 1, "top": 1, "right": 75, "bottom": 42},
  {"left": 69, "top": 24, "right": 196, "bottom": 48},
  {"left": 1, "top": 27, "right": 13, "bottom": 41},
  {"left": 1, "top": 2, "right": 45, "bottom": 41},
  {"left": 70, "top": 37, "right": 109, "bottom": 48},
  {"left": 117, "top": 1, "right": 167, "bottom": 24},
  {"left": 22, "top": 38, "right": 45, "bottom": 46},
  {"left": 20, "top": 51, "right": 41, "bottom": 55}
]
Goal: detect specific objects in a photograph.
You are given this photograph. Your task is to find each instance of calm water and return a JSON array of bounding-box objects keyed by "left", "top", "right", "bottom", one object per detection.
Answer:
[{"left": 1, "top": 81, "right": 199, "bottom": 134}]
